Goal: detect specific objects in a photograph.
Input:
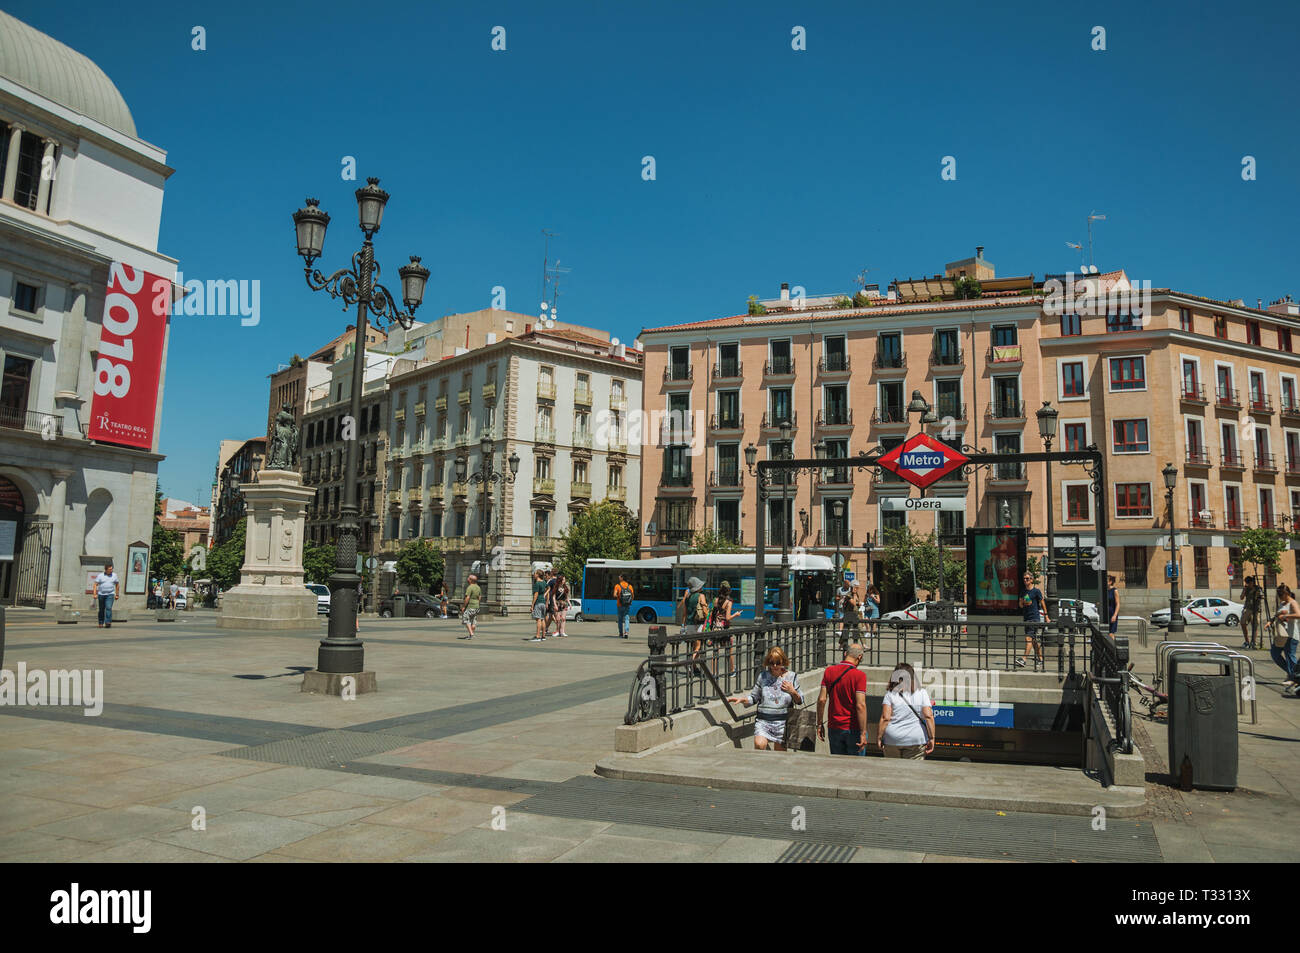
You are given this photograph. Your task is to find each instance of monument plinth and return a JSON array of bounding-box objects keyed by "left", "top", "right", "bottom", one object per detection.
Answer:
[{"left": 217, "top": 469, "right": 319, "bottom": 630}]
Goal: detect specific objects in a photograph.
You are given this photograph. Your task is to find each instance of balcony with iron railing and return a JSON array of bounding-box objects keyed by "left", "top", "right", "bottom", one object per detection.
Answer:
[
  {"left": 1250, "top": 393, "right": 1274, "bottom": 414},
  {"left": 816, "top": 465, "right": 854, "bottom": 487},
  {"left": 708, "top": 469, "right": 743, "bottom": 489},
  {"left": 1220, "top": 449, "right": 1245, "bottom": 469},
  {"left": 533, "top": 477, "right": 556, "bottom": 496},
  {"left": 763, "top": 357, "right": 795, "bottom": 377},
  {"left": 1282, "top": 398, "right": 1300, "bottom": 420},
  {"left": 659, "top": 420, "right": 694, "bottom": 446},
  {"left": 1287, "top": 456, "right": 1300, "bottom": 477},
  {"left": 609, "top": 394, "right": 628, "bottom": 411},
  {"left": 607, "top": 436, "right": 629, "bottom": 455},
  {"left": 815, "top": 408, "right": 853, "bottom": 429},
  {"left": 760, "top": 410, "right": 797, "bottom": 430},
  {"left": 1223, "top": 512, "right": 1248, "bottom": 531},
  {"left": 571, "top": 482, "right": 592, "bottom": 499},
  {"left": 1184, "top": 447, "right": 1212, "bottom": 466},
  {"left": 933, "top": 401, "right": 966, "bottom": 422},
  {"left": 870, "top": 407, "right": 907, "bottom": 427},
  {"left": 535, "top": 427, "right": 556, "bottom": 446},
  {"left": 716, "top": 529, "right": 744, "bottom": 547},
  {"left": 531, "top": 536, "right": 560, "bottom": 553},
  {"left": 929, "top": 348, "right": 964, "bottom": 368},
  {"left": 1188, "top": 509, "right": 1215, "bottom": 530},
  {"left": 573, "top": 386, "right": 592, "bottom": 406},
  {"left": 987, "top": 399, "right": 1026, "bottom": 421},
  {"left": 990, "top": 461, "right": 1028, "bottom": 482},
  {"left": 572, "top": 432, "right": 593, "bottom": 451},
  {"left": 537, "top": 381, "right": 557, "bottom": 401},
  {"left": 482, "top": 382, "right": 497, "bottom": 401},
  {"left": 664, "top": 364, "right": 693, "bottom": 384},
  {"left": 3, "top": 407, "right": 70, "bottom": 438},
  {"left": 659, "top": 471, "right": 694, "bottom": 490},
  {"left": 872, "top": 352, "right": 906, "bottom": 373},
  {"left": 1257, "top": 512, "right": 1281, "bottom": 530},
  {"left": 818, "top": 354, "right": 851, "bottom": 375},
  {"left": 1216, "top": 387, "right": 1241, "bottom": 409},
  {"left": 1254, "top": 452, "right": 1279, "bottom": 474},
  {"left": 815, "top": 529, "right": 854, "bottom": 547},
  {"left": 712, "top": 360, "right": 743, "bottom": 382},
  {"left": 606, "top": 485, "right": 627, "bottom": 501},
  {"left": 1180, "top": 382, "right": 1207, "bottom": 403},
  {"left": 709, "top": 412, "right": 744, "bottom": 432}
]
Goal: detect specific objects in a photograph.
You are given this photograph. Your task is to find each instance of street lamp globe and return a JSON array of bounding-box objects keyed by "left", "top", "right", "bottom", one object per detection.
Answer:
[
  {"left": 779, "top": 419, "right": 792, "bottom": 445},
  {"left": 398, "top": 256, "right": 430, "bottom": 313},
  {"left": 454, "top": 456, "right": 467, "bottom": 482},
  {"left": 508, "top": 450, "right": 521, "bottom": 476},
  {"left": 1161, "top": 461, "right": 1178, "bottom": 490},
  {"left": 1036, "top": 401, "right": 1059, "bottom": 441},
  {"left": 355, "top": 177, "right": 390, "bottom": 236},
  {"left": 907, "top": 390, "right": 929, "bottom": 415},
  {"left": 292, "top": 198, "right": 330, "bottom": 267},
  {"left": 480, "top": 434, "right": 494, "bottom": 460},
  {"left": 831, "top": 499, "right": 845, "bottom": 520},
  {"left": 744, "top": 443, "right": 758, "bottom": 469}
]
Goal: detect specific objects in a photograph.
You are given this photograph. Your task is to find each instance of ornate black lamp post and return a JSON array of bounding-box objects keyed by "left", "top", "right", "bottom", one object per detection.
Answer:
[
  {"left": 1163, "top": 461, "right": 1184, "bottom": 634},
  {"left": 292, "top": 179, "right": 429, "bottom": 676},
  {"left": 456, "top": 435, "right": 519, "bottom": 613},
  {"left": 831, "top": 498, "right": 846, "bottom": 587},
  {"left": 1036, "top": 402, "right": 1059, "bottom": 622}
]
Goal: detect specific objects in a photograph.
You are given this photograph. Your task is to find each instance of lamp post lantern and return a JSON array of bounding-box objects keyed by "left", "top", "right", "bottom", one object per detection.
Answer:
[
  {"left": 1036, "top": 402, "right": 1060, "bottom": 624},
  {"left": 292, "top": 180, "right": 428, "bottom": 676},
  {"left": 831, "top": 498, "right": 846, "bottom": 588},
  {"left": 1162, "top": 461, "right": 1184, "bottom": 634}
]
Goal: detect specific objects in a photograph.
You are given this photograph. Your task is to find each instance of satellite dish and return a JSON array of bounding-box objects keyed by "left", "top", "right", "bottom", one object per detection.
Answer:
[
  {"left": 611, "top": 337, "right": 620, "bottom": 346},
  {"left": 540, "top": 302, "right": 549, "bottom": 312}
]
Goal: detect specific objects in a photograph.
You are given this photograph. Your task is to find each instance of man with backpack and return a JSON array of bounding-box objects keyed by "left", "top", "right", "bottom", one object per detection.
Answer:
[
  {"left": 613, "top": 573, "right": 634, "bottom": 639},
  {"left": 817, "top": 643, "right": 868, "bottom": 755}
]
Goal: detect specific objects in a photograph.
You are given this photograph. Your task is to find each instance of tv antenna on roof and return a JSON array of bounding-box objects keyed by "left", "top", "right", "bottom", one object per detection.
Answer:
[
  {"left": 853, "top": 266, "right": 875, "bottom": 288},
  {"left": 540, "top": 228, "right": 571, "bottom": 322},
  {"left": 1087, "top": 211, "right": 1106, "bottom": 270}
]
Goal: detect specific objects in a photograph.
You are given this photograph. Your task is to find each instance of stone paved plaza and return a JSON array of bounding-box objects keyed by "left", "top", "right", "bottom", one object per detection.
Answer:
[{"left": 1, "top": 609, "right": 1297, "bottom": 862}]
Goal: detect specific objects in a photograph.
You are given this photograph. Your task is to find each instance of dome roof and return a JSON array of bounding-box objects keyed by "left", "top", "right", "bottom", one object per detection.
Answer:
[{"left": 0, "top": 10, "right": 136, "bottom": 137}]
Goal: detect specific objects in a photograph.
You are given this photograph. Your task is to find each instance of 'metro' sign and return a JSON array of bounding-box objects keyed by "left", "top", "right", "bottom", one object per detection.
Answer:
[{"left": 877, "top": 432, "right": 968, "bottom": 489}]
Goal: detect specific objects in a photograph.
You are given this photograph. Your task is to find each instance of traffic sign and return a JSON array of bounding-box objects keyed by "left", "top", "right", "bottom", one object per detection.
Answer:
[
  {"left": 880, "top": 496, "right": 967, "bottom": 511},
  {"left": 365, "top": 556, "right": 378, "bottom": 570},
  {"left": 877, "top": 433, "right": 968, "bottom": 489}
]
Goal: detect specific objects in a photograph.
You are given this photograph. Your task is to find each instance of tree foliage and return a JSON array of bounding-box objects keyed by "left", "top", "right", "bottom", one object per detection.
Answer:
[
  {"left": 1238, "top": 527, "right": 1285, "bottom": 617},
  {"left": 150, "top": 489, "right": 185, "bottom": 582},
  {"left": 203, "top": 519, "right": 246, "bottom": 590},
  {"left": 746, "top": 294, "right": 766, "bottom": 316},
  {"left": 687, "top": 526, "right": 744, "bottom": 555},
  {"left": 879, "top": 526, "right": 965, "bottom": 599},
  {"left": 395, "top": 538, "right": 444, "bottom": 592},
  {"left": 303, "top": 541, "right": 337, "bottom": 586},
  {"left": 556, "top": 501, "right": 638, "bottom": 595},
  {"left": 953, "top": 276, "right": 983, "bottom": 299}
]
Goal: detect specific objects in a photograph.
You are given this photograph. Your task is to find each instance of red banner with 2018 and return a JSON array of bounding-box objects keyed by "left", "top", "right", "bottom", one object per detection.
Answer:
[{"left": 87, "top": 263, "right": 169, "bottom": 450}]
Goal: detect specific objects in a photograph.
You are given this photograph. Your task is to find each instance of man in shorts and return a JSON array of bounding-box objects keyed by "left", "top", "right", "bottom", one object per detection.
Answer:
[
  {"left": 1016, "top": 571, "right": 1048, "bottom": 669},
  {"left": 459, "top": 574, "right": 482, "bottom": 640}
]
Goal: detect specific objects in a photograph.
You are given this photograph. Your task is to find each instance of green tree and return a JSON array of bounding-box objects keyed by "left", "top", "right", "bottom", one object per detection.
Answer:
[
  {"left": 953, "top": 276, "right": 983, "bottom": 299},
  {"left": 395, "top": 538, "right": 444, "bottom": 592},
  {"left": 150, "top": 490, "right": 185, "bottom": 582},
  {"left": 556, "top": 500, "right": 638, "bottom": 595},
  {"left": 303, "top": 541, "right": 337, "bottom": 586},
  {"left": 879, "top": 526, "right": 964, "bottom": 599},
  {"left": 687, "top": 526, "right": 743, "bottom": 555},
  {"left": 852, "top": 290, "right": 874, "bottom": 308},
  {"left": 204, "top": 518, "right": 246, "bottom": 590},
  {"left": 747, "top": 295, "right": 766, "bottom": 316},
  {"left": 1237, "top": 527, "right": 1285, "bottom": 619}
]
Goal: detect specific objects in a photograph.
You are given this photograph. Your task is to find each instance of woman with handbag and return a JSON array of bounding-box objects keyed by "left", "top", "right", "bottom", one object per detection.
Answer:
[
  {"left": 1272, "top": 584, "right": 1300, "bottom": 694},
  {"left": 877, "top": 662, "right": 935, "bottom": 759},
  {"left": 728, "top": 646, "right": 803, "bottom": 751},
  {"left": 707, "top": 580, "right": 741, "bottom": 673}
]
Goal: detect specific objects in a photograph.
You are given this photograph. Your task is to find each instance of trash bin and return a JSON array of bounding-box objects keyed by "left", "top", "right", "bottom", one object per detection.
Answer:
[
  {"left": 393, "top": 594, "right": 407, "bottom": 618},
  {"left": 1167, "top": 651, "right": 1238, "bottom": 791}
]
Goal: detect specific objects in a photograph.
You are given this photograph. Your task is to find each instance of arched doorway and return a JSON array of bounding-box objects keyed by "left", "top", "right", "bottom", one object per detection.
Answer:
[{"left": 0, "top": 473, "right": 52, "bottom": 608}]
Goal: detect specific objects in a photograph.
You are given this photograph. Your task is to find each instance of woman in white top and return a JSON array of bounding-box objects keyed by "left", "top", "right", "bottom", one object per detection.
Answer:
[
  {"left": 1273, "top": 584, "right": 1300, "bottom": 693},
  {"left": 727, "top": 646, "right": 803, "bottom": 751},
  {"left": 877, "top": 662, "right": 936, "bottom": 759}
]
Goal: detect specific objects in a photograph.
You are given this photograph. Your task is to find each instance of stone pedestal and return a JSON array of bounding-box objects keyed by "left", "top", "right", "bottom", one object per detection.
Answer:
[
  {"left": 301, "top": 670, "right": 378, "bottom": 696},
  {"left": 217, "top": 469, "right": 319, "bottom": 630}
]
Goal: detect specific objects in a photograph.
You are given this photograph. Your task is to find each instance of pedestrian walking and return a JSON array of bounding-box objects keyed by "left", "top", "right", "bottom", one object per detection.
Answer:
[
  {"left": 168, "top": 580, "right": 179, "bottom": 610},
  {"left": 95, "top": 562, "right": 120, "bottom": 628},
  {"left": 529, "top": 569, "right": 548, "bottom": 642},
  {"left": 817, "top": 642, "right": 868, "bottom": 755},
  {"left": 680, "top": 576, "right": 709, "bottom": 658},
  {"left": 878, "top": 662, "right": 935, "bottom": 759},
  {"left": 459, "top": 574, "right": 482, "bottom": 639},
  {"left": 1107, "top": 574, "right": 1120, "bottom": 636},
  {"left": 552, "top": 572, "right": 571, "bottom": 637},
  {"left": 708, "top": 580, "right": 741, "bottom": 673},
  {"left": 1273, "top": 584, "right": 1300, "bottom": 693},
  {"left": 543, "top": 569, "right": 559, "bottom": 637},
  {"left": 439, "top": 582, "right": 449, "bottom": 619},
  {"left": 840, "top": 585, "right": 861, "bottom": 646},
  {"left": 1016, "top": 571, "right": 1048, "bottom": 669},
  {"left": 727, "top": 646, "right": 803, "bottom": 751},
  {"left": 1242, "top": 576, "right": 1262, "bottom": 649},
  {"left": 864, "top": 584, "right": 881, "bottom": 621},
  {"left": 613, "top": 573, "right": 635, "bottom": 639}
]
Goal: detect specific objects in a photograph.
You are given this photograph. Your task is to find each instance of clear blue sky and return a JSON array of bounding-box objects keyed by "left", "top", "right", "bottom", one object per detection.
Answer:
[{"left": 11, "top": 0, "right": 1300, "bottom": 504}]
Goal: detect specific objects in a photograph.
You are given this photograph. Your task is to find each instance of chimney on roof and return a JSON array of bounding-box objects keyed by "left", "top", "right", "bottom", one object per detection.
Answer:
[
  {"left": 976, "top": 246, "right": 984, "bottom": 261},
  {"left": 780, "top": 282, "right": 790, "bottom": 303}
]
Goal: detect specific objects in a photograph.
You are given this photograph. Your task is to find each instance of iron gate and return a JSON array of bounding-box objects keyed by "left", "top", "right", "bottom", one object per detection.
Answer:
[{"left": 15, "top": 520, "right": 52, "bottom": 608}]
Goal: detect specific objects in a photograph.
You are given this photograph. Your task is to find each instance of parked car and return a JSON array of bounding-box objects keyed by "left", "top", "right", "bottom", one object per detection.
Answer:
[
  {"left": 173, "top": 587, "right": 188, "bottom": 610},
  {"left": 880, "top": 601, "right": 968, "bottom": 624},
  {"left": 378, "top": 592, "right": 451, "bottom": 619},
  {"left": 305, "top": 583, "right": 331, "bottom": 615},
  {"left": 1150, "top": 596, "right": 1242, "bottom": 628},
  {"left": 566, "top": 598, "right": 583, "bottom": 622},
  {"left": 1056, "top": 598, "right": 1100, "bottom": 622}
]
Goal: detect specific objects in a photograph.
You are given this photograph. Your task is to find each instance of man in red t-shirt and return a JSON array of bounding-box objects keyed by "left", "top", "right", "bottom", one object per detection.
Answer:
[{"left": 817, "top": 643, "right": 868, "bottom": 755}]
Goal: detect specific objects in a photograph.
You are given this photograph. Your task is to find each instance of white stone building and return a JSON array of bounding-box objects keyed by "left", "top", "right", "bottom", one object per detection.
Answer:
[
  {"left": 0, "top": 11, "right": 176, "bottom": 607},
  {"left": 385, "top": 324, "right": 643, "bottom": 610}
]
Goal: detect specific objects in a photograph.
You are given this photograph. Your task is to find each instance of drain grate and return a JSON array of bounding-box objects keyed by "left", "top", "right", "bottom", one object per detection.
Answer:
[
  {"left": 218, "top": 729, "right": 426, "bottom": 768},
  {"left": 777, "top": 843, "right": 858, "bottom": 863}
]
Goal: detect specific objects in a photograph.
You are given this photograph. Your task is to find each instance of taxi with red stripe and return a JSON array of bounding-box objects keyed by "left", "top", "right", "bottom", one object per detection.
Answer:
[{"left": 1150, "top": 596, "right": 1242, "bottom": 628}]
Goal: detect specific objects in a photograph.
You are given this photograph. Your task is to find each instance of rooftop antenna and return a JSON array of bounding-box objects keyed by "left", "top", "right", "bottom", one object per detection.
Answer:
[
  {"left": 1087, "top": 211, "right": 1106, "bottom": 270},
  {"left": 540, "top": 228, "right": 571, "bottom": 321},
  {"left": 853, "top": 265, "right": 875, "bottom": 288}
]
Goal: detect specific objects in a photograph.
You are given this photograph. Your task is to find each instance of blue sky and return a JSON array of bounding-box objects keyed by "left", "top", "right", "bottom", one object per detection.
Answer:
[{"left": 10, "top": 0, "right": 1300, "bottom": 503}]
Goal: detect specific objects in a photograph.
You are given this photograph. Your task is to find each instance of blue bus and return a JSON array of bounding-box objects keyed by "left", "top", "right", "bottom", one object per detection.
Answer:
[{"left": 581, "top": 553, "right": 836, "bottom": 624}]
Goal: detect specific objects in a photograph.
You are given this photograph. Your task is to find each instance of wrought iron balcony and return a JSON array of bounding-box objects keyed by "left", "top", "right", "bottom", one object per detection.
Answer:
[
  {"left": 990, "top": 461, "right": 1027, "bottom": 481},
  {"left": 872, "top": 353, "right": 906, "bottom": 372},
  {"left": 870, "top": 407, "right": 907, "bottom": 426},
  {"left": 1185, "top": 447, "right": 1212, "bottom": 466},
  {"left": 815, "top": 408, "right": 853, "bottom": 428},
  {"left": 929, "top": 348, "right": 964, "bottom": 367},
  {"left": 988, "top": 344, "right": 1023, "bottom": 364},
  {"left": 664, "top": 364, "right": 693, "bottom": 383},
  {"left": 535, "top": 427, "right": 556, "bottom": 446},
  {"left": 816, "top": 465, "right": 854, "bottom": 486},
  {"left": 572, "top": 432, "right": 593, "bottom": 451},
  {"left": 1287, "top": 457, "right": 1300, "bottom": 476},
  {"left": 816, "top": 529, "right": 854, "bottom": 547},
  {"left": 709, "top": 413, "right": 744, "bottom": 432},
  {"left": 1281, "top": 398, "right": 1300, "bottom": 420},
  {"left": 1254, "top": 452, "right": 1278, "bottom": 473},
  {"left": 760, "top": 411, "right": 797, "bottom": 430},
  {"left": 1220, "top": 450, "right": 1245, "bottom": 469},
  {"left": 1250, "top": 393, "right": 1274, "bottom": 414},
  {"left": 987, "top": 400, "right": 1026, "bottom": 420},
  {"left": 1223, "top": 513, "right": 1248, "bottom": 531},
  {"left": 1216, "top": 388, "right": 1241, "bottom": 409},
  {"left": 1189, "top": 510, "right": 1215, "bottom": 529},
  {"left": 934, "top": 402, "right": 966, "bottom": 422},
  {"left": 708, "top": 469, "right": 743, "bottom": 488},
  {"left": 717, "top": 529, "right": 744, "bottom": 546},
  {"left": 1181, "top": 382, "right": 1207, "bottom": 403},
  {"left": 818, "top": 355, "right": 851, "bottom": 374},
  {"left": 763, "top": 357, "right": 795, "bottom": 377},
  {"left": 659, "top": 472, "right": 694, "bottom": 489},
  {"left": 573, "top": 387, "right": 592, "bottom": 406},
  {"left": 712, "top": 360, "right": 743, "bottom": 381}
]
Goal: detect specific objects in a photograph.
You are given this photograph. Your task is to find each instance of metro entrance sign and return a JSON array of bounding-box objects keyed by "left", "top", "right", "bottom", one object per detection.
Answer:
[{"left": 877, "top": 433, "right": 968, "bottom": 489}]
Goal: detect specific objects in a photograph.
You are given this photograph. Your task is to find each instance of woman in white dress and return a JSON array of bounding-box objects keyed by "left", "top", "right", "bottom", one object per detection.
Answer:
[{"left": 728, "top": 646, "right": 803, "bottom": 750}]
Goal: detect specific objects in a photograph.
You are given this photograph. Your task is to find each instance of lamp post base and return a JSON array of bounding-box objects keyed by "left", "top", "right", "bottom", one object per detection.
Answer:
[
  {"left": 317, "top": 638, "right": 365, "bottom": 675},
  {"left": 302, "top": 669, "right": 377, "bottom": 696}
]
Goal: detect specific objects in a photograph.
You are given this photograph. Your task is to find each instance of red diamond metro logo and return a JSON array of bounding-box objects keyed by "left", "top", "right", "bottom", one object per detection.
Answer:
[{"left": 877, "top": 433, "right": 969, "bottom": 489}]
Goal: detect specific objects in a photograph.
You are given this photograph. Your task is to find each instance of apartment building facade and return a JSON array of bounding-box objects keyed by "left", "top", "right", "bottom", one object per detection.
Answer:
[
  {"left": 639, "top": 264, "right": 1300, "bottom": 612},
  {"left": 384, "top": 325, "right": 643, "bottom": 610}
]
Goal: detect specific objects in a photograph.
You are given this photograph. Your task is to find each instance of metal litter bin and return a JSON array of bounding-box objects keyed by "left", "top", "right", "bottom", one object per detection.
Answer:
[
  {"left": 1167, "top": 650, "right": 1238, "bottom": 791},
  {"left": 393, "top": 594, "right": 407, "bottom": 618}
]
